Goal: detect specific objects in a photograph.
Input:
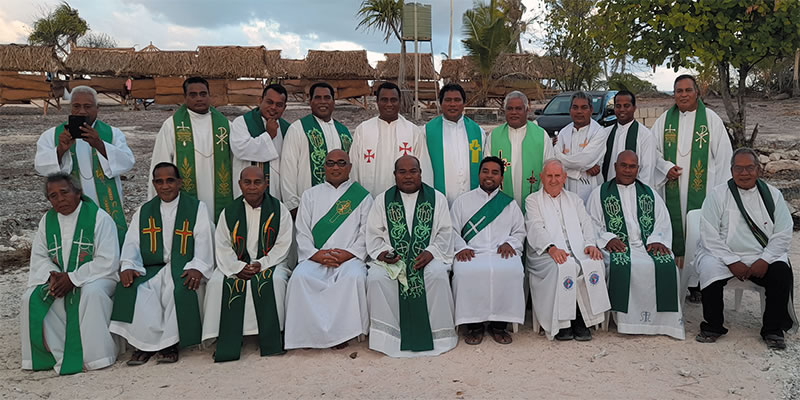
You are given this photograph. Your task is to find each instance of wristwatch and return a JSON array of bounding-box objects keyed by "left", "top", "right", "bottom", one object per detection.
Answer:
[{"left": 545, "top": 244, "right": 555, "bottom": 253}]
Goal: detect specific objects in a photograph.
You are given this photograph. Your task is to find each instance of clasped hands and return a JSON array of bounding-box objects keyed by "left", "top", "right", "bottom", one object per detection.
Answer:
[
  {"left": 378, "top": 249, "right": 433, "bottom": 270},
  {"left": 728, "top": 259, "right": 768, "bottom": 281},
  {"left": 310, "top": 248, "right": 355, "bottom": 268}
]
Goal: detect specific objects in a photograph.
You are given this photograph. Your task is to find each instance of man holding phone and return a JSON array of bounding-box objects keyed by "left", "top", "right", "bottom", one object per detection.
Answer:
[{"left": 35, "top": 85, "right": 135, "bottom": 245}]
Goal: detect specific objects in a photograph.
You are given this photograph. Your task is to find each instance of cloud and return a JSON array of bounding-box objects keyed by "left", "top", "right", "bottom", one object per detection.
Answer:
[
  {"left": 0, "top": 9, "right": 31, "bottom": 43},
  {"left": 241, "top": 19, "right": 304, "bottom": 58}
]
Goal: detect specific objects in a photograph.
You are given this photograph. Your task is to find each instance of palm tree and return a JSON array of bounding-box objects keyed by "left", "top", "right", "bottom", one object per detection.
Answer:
[
  {"left": 356, "top": 0, "right": 406, "bottom": 90},
  {"left": 462, "top": 0, "right": 516, "bottom": 104}
]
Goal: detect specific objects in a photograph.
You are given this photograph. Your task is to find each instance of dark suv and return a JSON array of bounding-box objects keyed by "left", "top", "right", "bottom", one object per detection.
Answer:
[{"left": 533, "top": 90, "right": 618, "bottom": 137}]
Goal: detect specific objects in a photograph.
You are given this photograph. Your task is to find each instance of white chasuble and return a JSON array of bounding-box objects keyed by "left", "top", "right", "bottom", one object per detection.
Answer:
[
  {"left": 555, "top": 119, "right": 608, "bottom": 203},
  {"left": 230, "top": 114, "right": 283, "bottom": 199}
]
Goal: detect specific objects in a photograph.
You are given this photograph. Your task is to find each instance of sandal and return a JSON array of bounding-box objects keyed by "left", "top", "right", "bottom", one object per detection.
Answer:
[
  {"left": 464, "top": 325, "right": 484, "bottom": 345},
  {"left": 127, "top": 350, "right": 156, "bottom": 366},
  {"left": 695, "top": 330, "right": 721, "bottom": 343},
  {"left": 764, "top": 334, "right": 786, "bottom": 350},
  {"left": 156, "top": 345, "right": 179, "bottom": 364},
  {"left": 490, "top": 327, "right": 512, "bottom": 345}
]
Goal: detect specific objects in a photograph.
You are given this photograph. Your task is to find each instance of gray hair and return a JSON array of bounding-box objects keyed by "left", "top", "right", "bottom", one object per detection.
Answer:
[
  {"left": 503, "top": 90, "right": 529, "bottom": 109},
  {"left": 541, "top": 158, "right": 564, "bottom": 174},
  {"left": 731, "top": 147, "right": 760, "bottom": 167},
  {"left": 71, "top": 85, "right": 98, "bottom": 106},
  {"left": 44, "top": 172, "right": 81, "bottom": 197},
  {"left": 570, "top": 91, "right": 590, "bottom": 107}
]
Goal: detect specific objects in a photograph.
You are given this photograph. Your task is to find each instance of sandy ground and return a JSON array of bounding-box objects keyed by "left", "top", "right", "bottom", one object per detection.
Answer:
[{"left": 1, "top": 97, "right": 799, "bottom": 399}]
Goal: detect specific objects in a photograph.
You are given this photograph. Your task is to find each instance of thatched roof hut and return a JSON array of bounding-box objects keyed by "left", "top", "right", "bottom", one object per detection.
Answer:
[
  {"left": 122, "top": 50, "right": 197, "bottom": 77},
  {"left": 279, "top": 59, "right": 305, "bottom": 79},
  {"left": 376, "top": 53, "right": 436, "bottom": 81},
  {"left": 440, "top": 54, "right": 562, "bottom": 82},
  {"left": 303, "top": 50, "right": 374, "bottom": 80},
  {"left": 195, "top": 46, "right": 281, "bottom": 78},
  {"left": 0, "top": 44, "right": 60, "bottom": 72},
  {"left": 65, "top": 47, "right": 135, "bottom": 76}
]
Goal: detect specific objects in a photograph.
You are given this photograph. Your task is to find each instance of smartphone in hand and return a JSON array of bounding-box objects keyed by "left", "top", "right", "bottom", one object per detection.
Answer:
[{"left": 68, "top": 115, "right": 87, "bottom": 139}]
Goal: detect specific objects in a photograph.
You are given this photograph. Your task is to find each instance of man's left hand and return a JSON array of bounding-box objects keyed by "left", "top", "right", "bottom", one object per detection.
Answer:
[
  {"left": 497, "top": 243, "right": 516, "bottom": 259},
  {"left": 584, "top": 246, "right": 602, "bottom": 260},
  {"left": 413, "top": 250, "right": 434, "bottom": 270},
  {"left": 646, "top": 242, "right": 670, "bottom": 256},
  {"left": 748, "top": 259, "right": 769, "bottom": 279},
  {"left": 79, "top": 124, "right": 107, "bottom": 158},
  {"left": 48, "top": 271, "right": 75, "bottom": 298},
  {"left": 586, "top": 165, "right": 601, "bottom": 176},
  {"left": 181, "top": 268, "right": 204, "bottom": 290},
  {"left": 330, "top": 249, "right": 355, "bottom": 266}
]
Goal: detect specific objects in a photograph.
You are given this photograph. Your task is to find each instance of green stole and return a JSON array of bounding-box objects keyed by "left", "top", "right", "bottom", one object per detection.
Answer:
[
  {"left": 311, "top": 182, "right": 370, "bottom": 249},
  {"left": 602, "top": 121, "right": 639, "bottom": 181},
  {"left": 385, "top": 184, "right": 436, "bottom": 351},
  {"left": 215, "top": 195, "right": 283, "bottom": 362},
  {"left": 425, "top": 115, "right": 483, "bottom": 195},
  {"left": 110, "top": 194, "right": 203, "bottom": 348},
  {"left": 662, "top": 100, "right": 710, "bottom": 256},
  {"left": 299, "top": 114, "right": 353, "bottom": 187},
  {"left": 172, "top": 104, "right": 233, "bottom": 221},
  {"left": 29, "top": 198, "right": 98, "bottom": 375},
  {"left": 727, "top": 179, "right": 775, "bottom": 247},
  {"left": 599, "top": 179, "right": 679, "bottom": 313},
  {"left": 489, "top": 121, "right": 545, "bottom": 201},
  {"left": 54, "top": 121, "right": 126, "bottom": 246},
  {"left": 242, "top": 107, "right": 291, "bottom": 185},
  {"left": 461, "top": 190, "right": 513, "bottom": 243}
]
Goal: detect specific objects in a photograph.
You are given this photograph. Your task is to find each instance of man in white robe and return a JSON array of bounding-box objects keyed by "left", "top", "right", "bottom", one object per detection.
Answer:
[
  {"left": 425, "top": 83, "right": 486, "bottom": 204},
  {"left": 554, "top": 92, "right": 609, "bottom": 203},
  {"left": 451, "top": 156, "right": 526, "bottom": 345},
  {"left": 110, "top": 162, "right": 214, "bottom": 365},
  {"left": 202, "top": 166, "right": 293, "bottom": 361},
  {"left": 284, "top": 150, "right": 373, "bottom": 349},
  {"left": 525, "top": 159, "right": 611, "bottom": 341},
  {"left": 231, "top": 83, "right": 290, "bottom": 199},
  {"left": 35, "top": 85, "right": 134, "bottom": 243},
  {"left": 20, "top": 173, "right": 120, "bottom": 374},
  {"left": 350, "top": 82, "right": 432, "bottom": 196},
  {"left": 695, "top": 148, "right": 797, "bottom": 350},
  {"left": 600, "top": 90, "right": 656, "bottom": 187},
  {"left": 588, "top": 151, "right": 684, "bottom": 339},
  {"left": 149, "top": 77, "right": 238, "bottom": 226},
  {"left": 366, "top": 155, "right": 457, "bottom": 357},
  {"left": 652, "top": 75, "right": 733, "bottom": 301}
]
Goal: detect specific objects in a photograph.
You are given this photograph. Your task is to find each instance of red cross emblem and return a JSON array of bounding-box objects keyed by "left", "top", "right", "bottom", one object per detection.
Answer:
[
  {"left": 399, "top": 142, "right": 412, "bottom": 155},
  {"left": 364, "top": 149, "right": 375, "bottom": 163}
]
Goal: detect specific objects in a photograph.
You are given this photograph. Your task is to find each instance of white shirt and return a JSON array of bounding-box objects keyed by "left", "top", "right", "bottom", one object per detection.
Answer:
[
  {"left": 439, "top": 116, "right": 486, "bottom": 205},
  {"left": 450, "top": 187, "right": 526, "bottom": 254},
  {"left": 601, "top": 120, "right": 656, "bottom": 187},
  {"left": 230, "top": 113, "right": 284, "bottom": 199}
]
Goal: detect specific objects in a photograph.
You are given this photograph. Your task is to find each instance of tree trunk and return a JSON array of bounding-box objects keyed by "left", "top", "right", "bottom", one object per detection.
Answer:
[
  {"left": 717, "top": 62, "right": 745, "bottom": 148},
  {"left": 448, "top": 0, "right": 453, "bottom": 59},
  {"left": 793, "top": 48, "right": 800, "bottom": 97}
]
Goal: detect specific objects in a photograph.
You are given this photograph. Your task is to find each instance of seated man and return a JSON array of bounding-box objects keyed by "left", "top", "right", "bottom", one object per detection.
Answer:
[
  {"left": 20, "top": 173, "right": 120, "bottom": 375},
  {"left": 366, "top": 155, "right": 457, "bottom": 357},
  {"left": 525, "top": 159, "right": 610, "bottom": 341},
  {"left": 284, "top": 150, "right": 373, "bottom": 350},
  {"left": 201, "top": 166, "right": 293, "bottom": 361},
  {"left": 110, "top": 162, "right": 214, "bottom": 365},
  {"left": 696, "top": 148, "right": 797, "bottom": 349},
  {"left": 451, "top": 156, "right": 526, "bottom": 345},
  {"left": 587, "top": 151, "right": 683, "bottom": 339}
]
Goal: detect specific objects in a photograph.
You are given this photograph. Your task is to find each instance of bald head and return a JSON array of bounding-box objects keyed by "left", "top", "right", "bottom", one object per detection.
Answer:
[
  {"left": 239, "top": 165, "right": 268, "bottom": 207},
  {"left": 614, "top": 150, "right": 639, "bottom": 185},
  {"left": 326, "top": 149, "right": 349, "bottom": 163},
  {"left": 394, "top": 155, "right": 422, "bottom": 193},
  {"left": 394, "top": 155, "right": 420, "bottom": 171},
  {"left": 240, "top": 165, "right": 264, "bottom": 180},
  {"left": 617, "top": 150, "right": 638, "bottom": 165},
  {"left": 324, "top": 148, "right": 352, "bottom": 187}
]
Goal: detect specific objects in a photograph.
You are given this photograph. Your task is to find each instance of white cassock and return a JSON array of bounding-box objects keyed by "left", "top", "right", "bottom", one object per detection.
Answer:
[
  {"left": 284, "top": 180, "right": 374, "bottom": 349},
  {"left": 349, "top": 115, "right": 433, "bottom": 196},
  {"left": 201, "top": 199, "right": 293, "bottom": 341},
  {"left": 230, "top": 114, "right": 284, "bottom": 200},
  {"left": 555, "top": 119, "right": 608, "bottom": 203},
  {"left": 366, "top": 188, "right": 457, "bottom": 357},
  {"left": 601, "top": 120, "right": 657, "bottom": 187},
  {"left": 35, "top": 122, "right": 135, "bottom": 205},
  {"left": 525, "top": 189, "right": 611, "bottom": 340},
  {"left": 483, "top": 124, "right": 556, "bottom": 207},
  {"left": 20, "top": 203, "right": 120, "bottom": 371},
  {"left": 438, "top": 116, "right": 486, "bottom": 205},
  {"left": 587, "top": 183, "right": 684, "bottom": 339},
  {"left": 280, "top": 115, "right": 346, "bottom": 212},
  {"left": 109, "top": 195, "right": 214, "bottom": 351},
  {"left": 150, "top": 110, "right": 239, "bottom": 226},
  {"left": 450, "top": 187, "right": 526, "bottom": 326}
]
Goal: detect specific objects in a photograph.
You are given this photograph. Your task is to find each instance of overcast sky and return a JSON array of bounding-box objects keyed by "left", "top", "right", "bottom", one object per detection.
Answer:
[{"left": 0, "top": 0, "right": 687, "bottom": 90}]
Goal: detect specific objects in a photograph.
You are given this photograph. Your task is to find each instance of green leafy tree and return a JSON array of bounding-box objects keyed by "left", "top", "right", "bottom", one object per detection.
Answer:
[
  {"left": 607, "top": 72, "right": 657, "bottom": 94},
  {"left": 28, "top": 2, "right": 88, "bottom": 56},
  {"left": 597, "top": 0, "right": 800, "bottom": 147},
  {"left": 542, "top": 0, "right": 605, "bottom": 90},
  {"left": 356, "top": 0, "right": 405, "bottom": 88},
  {"left": 462, "top": 0, "right": 516, "bottom": 104}
]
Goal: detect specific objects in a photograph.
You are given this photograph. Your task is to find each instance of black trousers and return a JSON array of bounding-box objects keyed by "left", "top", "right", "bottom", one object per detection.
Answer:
[{"left": 700, "top": 261, "right": 793, "bottom": 337}]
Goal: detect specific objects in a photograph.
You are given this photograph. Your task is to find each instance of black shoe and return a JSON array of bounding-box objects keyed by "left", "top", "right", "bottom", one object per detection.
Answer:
[
  {"left": 695, "top": 330, "right": 722, "bottom": 343},
  {"left": 686, "top": 289, "right": 702, "bottom": 304},
  {"left": 763, "top": 334, "right": 786, "bottom": 350},
  {"left": 555, "top": 327, "right": 574, "bottom": 341},
  {"left": 573, "top": 325, "right": 592, "bottom": 341}
]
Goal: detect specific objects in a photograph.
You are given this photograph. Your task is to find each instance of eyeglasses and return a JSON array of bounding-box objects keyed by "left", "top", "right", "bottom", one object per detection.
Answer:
[
  {"left": 325, "top": 160, "right": 349, "bottom": 167},
  {"left": 732, "top": 165, "right": 757, "bottom": 173}
]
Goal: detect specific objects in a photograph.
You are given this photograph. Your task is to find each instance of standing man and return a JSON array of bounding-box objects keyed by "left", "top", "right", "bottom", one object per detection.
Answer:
[
  {"left": 484, "top": 91, "right": 554, "bottom": 207},
  {"left": 284, "top": 150, "right": 373, "bottom": 350},
  {"left": 21, "top": 173, "right": 120, "bottom": 375},
  {"left": 281, "top": 82, "right": 353, "bottom": 217},
  {"left": 366, "top": 155, "right": 457, "bottom": 357},
  {"left": 150, "top": 77, "right": 235, "bottom": 224},
  {"left": 425, "top": 83, "right": 486, "bottom": 204},
  {"left": 231, "top": 83, "right": 290, "bottom": 200},
  {"left": 110, "top": 162, "right": 214, "bottom": 365},
  {"left": 35, "top": 85, "right": 135, "bottom": 245},
  {"left": 600, "top": 90, "right": 656, "bottom": 186},
  {"left": 652, "top": 75, "right": 733, "bottom": 301},
  {"left": 450, "top": 156, "right": 526, "bottom": 345},
  {"left": 350, "top": 82, "right": 432, "bottom": 196},
  {"left": 555, "top": 92, "right": 608, "bottom": 203}
]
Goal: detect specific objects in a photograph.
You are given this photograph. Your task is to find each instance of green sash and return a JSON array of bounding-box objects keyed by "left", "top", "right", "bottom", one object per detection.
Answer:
[
  {"left": 215, "top": 195, "right": 283, "bottom": 362},
  {"left": 662, "top": 100, "right": 710, "bottom": 256},
  {"left": 29, "top": 198, "right": 98, "bottom": 375},
  {"left": 600, "top": 179, "right": 679, "bottom": 313},
  {"left": 54, "top": 121, "right": 126, "bottom": 247},
  {"left": 602, "top": 121, "right": 639, "bottom": 181},
  {"left": 489, "top": 121, "right": 545, "bottom": 201},
  {"left": 460, "top": 191, "right": 513, "bottom": 243},
  {"left": 425, "top": 115, "right": 483, "bottom": 195},
  {"left": 110, "top": 194, "right": 203, "bottom": 348},
  {"left": 299, "top": 114, "right": 353, "bottom": 187},
  {"left": 385, "top": 184, "right": 436, "bottom": 351},
  {"left": 311, "top": 182, "right": 370, "bottom": 249},
  {"left": 242, "top": 107, "right": 291, "bottom": 185},
  {"left": 727, "top": 179, "right": 775, "bottom": 247},
  {"left": 172, "top": 104, "right": 233, "bottom": 221}
]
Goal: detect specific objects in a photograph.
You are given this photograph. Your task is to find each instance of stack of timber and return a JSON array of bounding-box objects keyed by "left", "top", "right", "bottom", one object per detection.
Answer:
[
  {"left": 226, "top": 80, "right": 263, "bottom": 105},
  {"left": 0, "top": 72, "right": 51, "bottom": 102},
  {"left": 130, "top": 78, "right": 155, "bottom": 99},
  {"left": 153, "top": 77, "right": 228, "bottom": 106},
  {"left": 68, "top": 77, "right": 128, "bottom": 94}
]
